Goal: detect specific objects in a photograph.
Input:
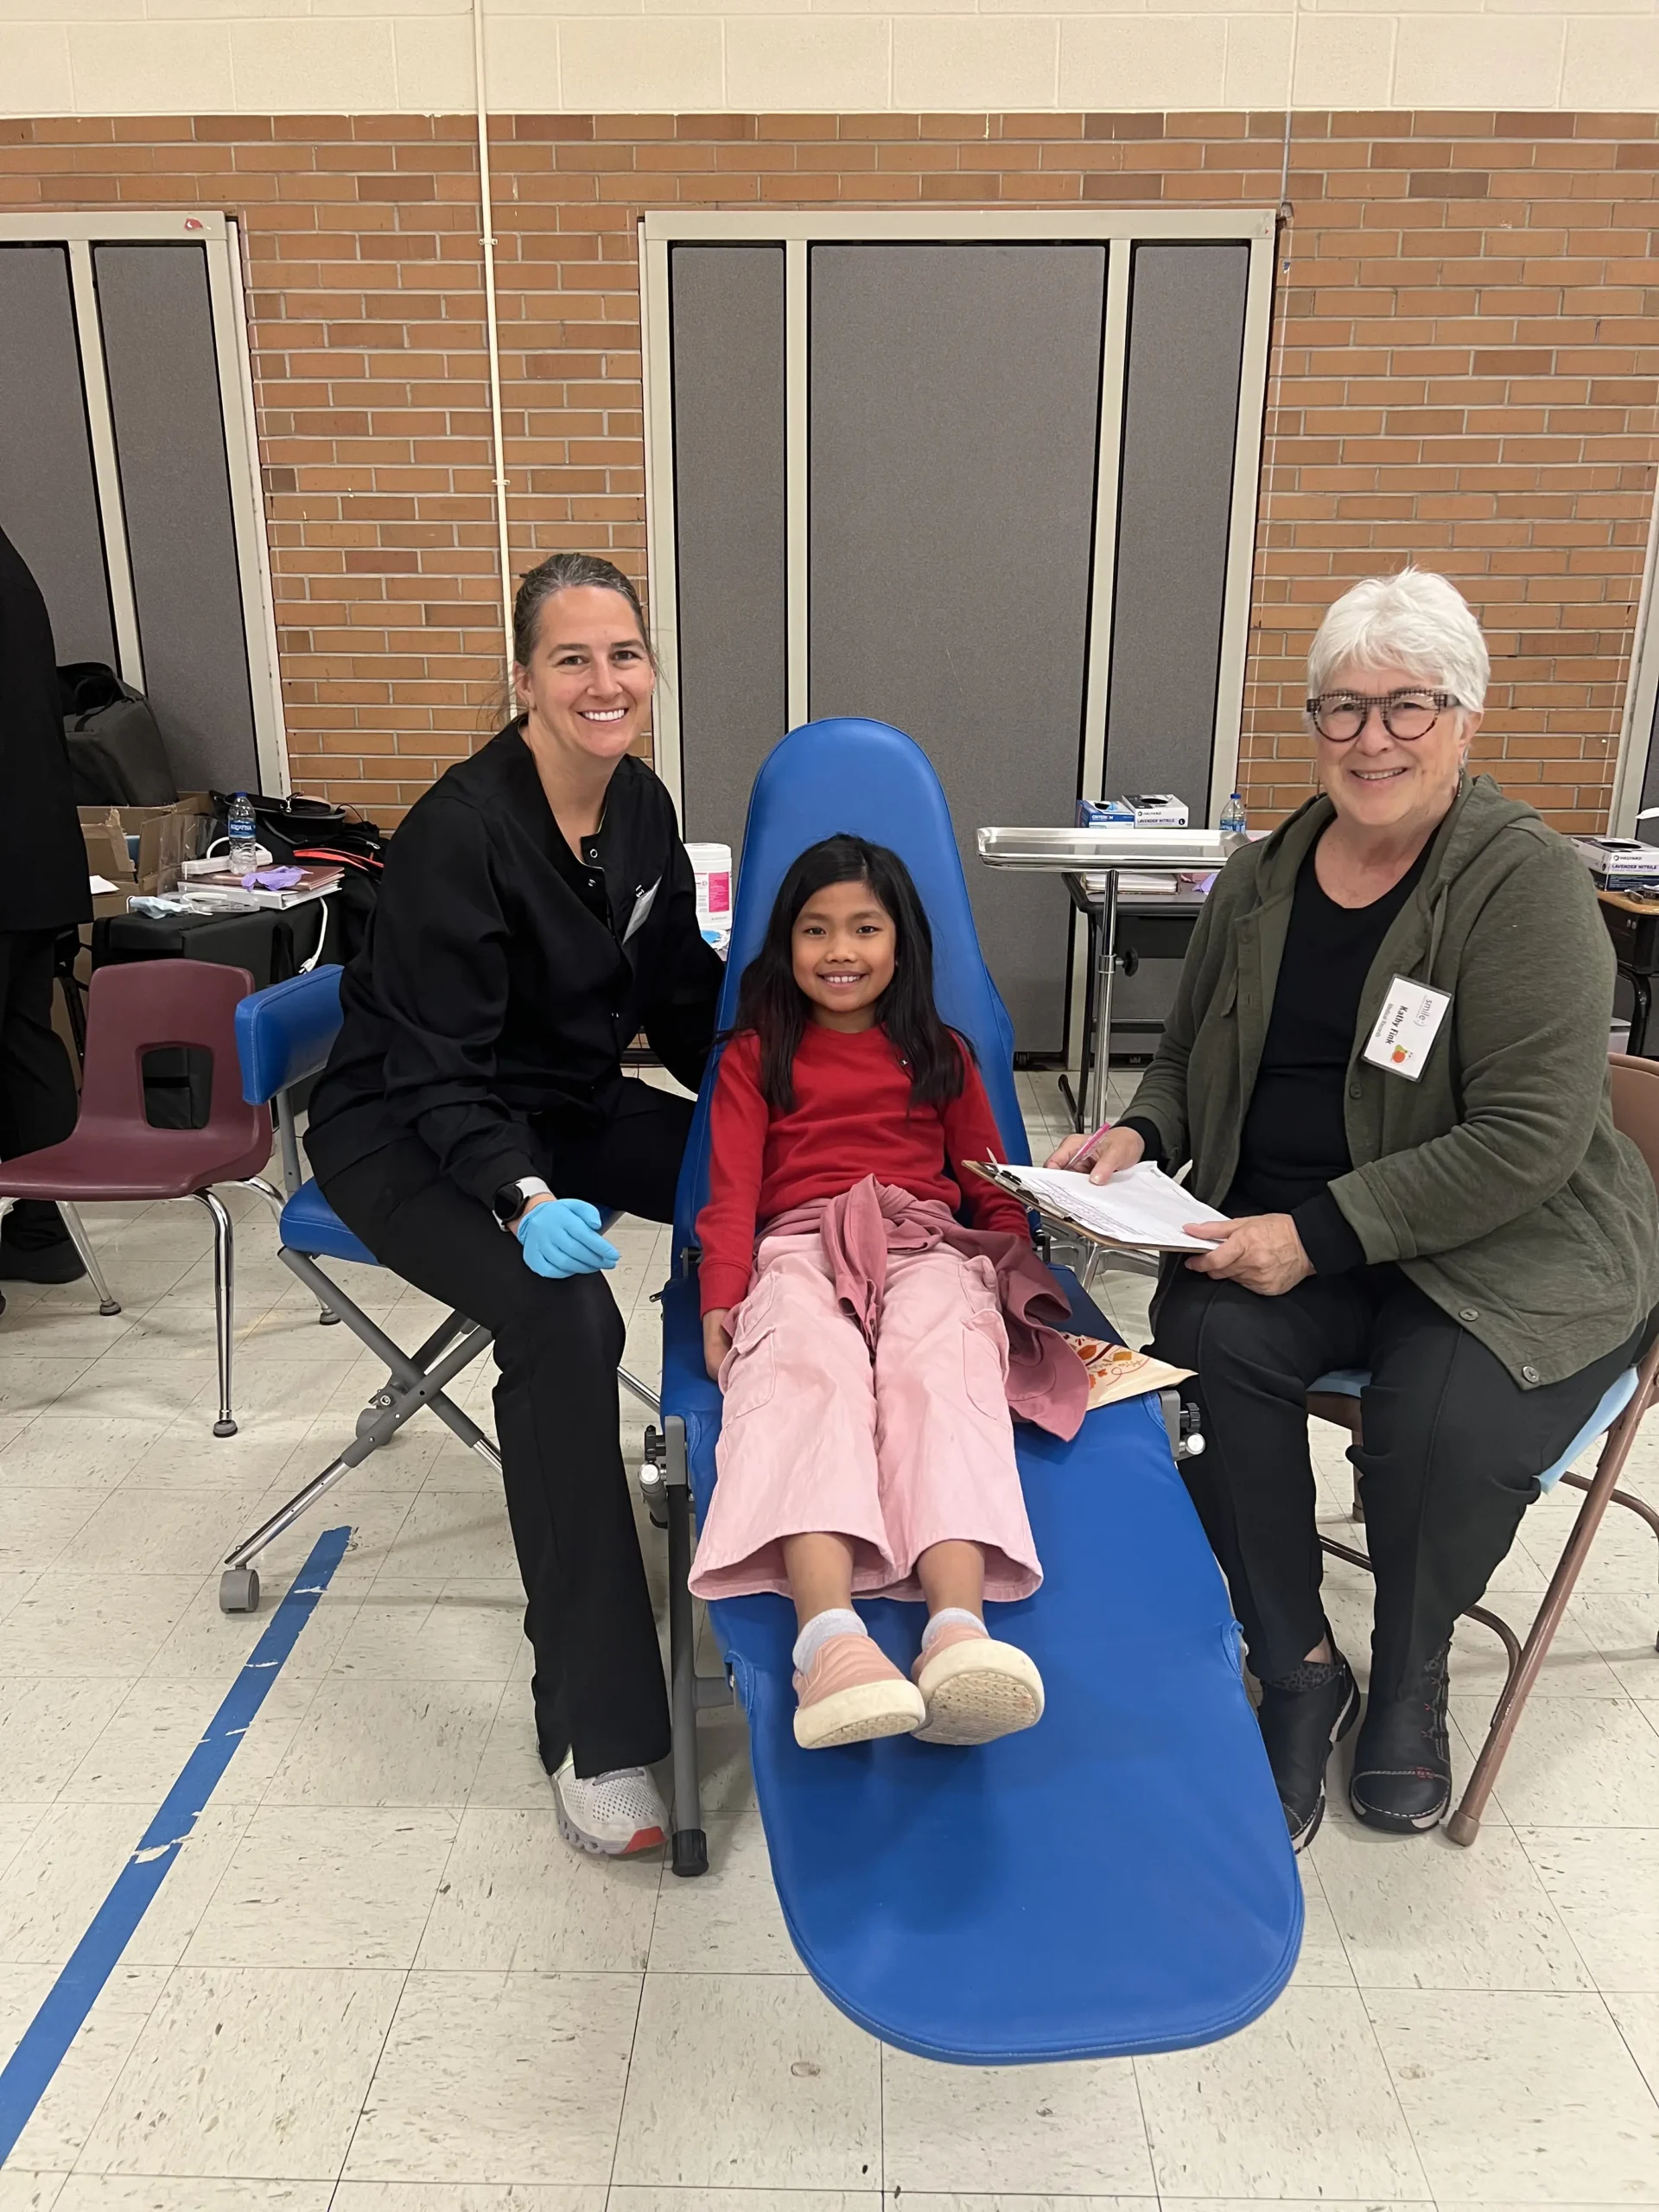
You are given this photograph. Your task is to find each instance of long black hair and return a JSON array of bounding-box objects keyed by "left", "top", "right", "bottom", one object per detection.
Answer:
[{"left": 731, "top": 835, "right": 969, "bottom": 1115}]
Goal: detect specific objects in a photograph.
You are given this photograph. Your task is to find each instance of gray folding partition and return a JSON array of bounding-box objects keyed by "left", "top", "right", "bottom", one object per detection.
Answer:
[
  {"left": 806, "top": 245, "right": 1106, "bottom": 1053},
  {"left": 1104, "top": 244, "right": 1252, "bottom": 809},
  {"left": 0, "top": 245, "right": 116, "bottom": 669},
  {"left": 646, "top": 213, "right": 1274, "bottom": 1058},
  {"left": 0, "top": 214, "right": 286, "bottom": 797},
  {"left": 1611, "top": 503, "right": 1659, "bottom": 848},
  {"left": 669, "top": 245, "right": 789, "bottom": 856}
]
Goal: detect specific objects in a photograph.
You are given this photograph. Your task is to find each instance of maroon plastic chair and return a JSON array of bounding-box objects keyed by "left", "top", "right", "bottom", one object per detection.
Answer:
[{"left": 0, "top": 959, "right": 278, "bottom": 1435}]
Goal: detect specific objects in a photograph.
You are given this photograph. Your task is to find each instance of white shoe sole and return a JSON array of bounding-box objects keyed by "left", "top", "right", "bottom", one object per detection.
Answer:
[
  {"left": 551, "top": 1781, "right": 668, "bottom": 1859},
  {"left": 794, "top": 1680, "right": 926, "bottom": 1751},
  {"left": 913, "top": 1641, "right": 1045, "bottom": 1745}
]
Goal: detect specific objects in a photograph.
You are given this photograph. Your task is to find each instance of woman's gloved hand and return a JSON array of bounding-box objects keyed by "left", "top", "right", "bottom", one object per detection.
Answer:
[{"left": 514, "top": 1195, "right": 620, "bottom": 1279}]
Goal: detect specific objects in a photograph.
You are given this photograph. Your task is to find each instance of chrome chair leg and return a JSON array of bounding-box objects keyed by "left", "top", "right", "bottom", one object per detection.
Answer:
[
  {"left": 58, "top": 1203, "right": 120, "bottom": 1318},
  {"left": 619, "top": 1365, "right": 661, "bottom": 1419},
  {"left": 194, "top": 1188, "right": 238, "bottom": 1438}
]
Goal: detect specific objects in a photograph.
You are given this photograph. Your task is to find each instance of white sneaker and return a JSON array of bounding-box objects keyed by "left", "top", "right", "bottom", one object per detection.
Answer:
[{"left": 551, "top": 1752, "right": 668, "bottom": 1858}]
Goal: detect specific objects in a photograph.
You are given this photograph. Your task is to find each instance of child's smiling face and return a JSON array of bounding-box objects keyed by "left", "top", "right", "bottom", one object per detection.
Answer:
[{"left": 791, "top": 877, "right": 897, "bottom": 1031}]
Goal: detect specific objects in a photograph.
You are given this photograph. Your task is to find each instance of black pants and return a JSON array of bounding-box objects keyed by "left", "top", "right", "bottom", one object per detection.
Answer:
[
  {"left": 1152, "top": 1262, "right": 1649, "bottom": 1700},
  {"left": 321, "top": 1080, "right": 696, "bottom": 1777},
  {"left": 0, "top": 930, "right": 77, "bottom": 1254}
]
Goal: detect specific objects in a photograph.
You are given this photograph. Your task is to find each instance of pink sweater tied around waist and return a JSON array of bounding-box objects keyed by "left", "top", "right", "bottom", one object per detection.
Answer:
[{"left": 762, "top": 1174, "right": 1089, "bottom": 1442}]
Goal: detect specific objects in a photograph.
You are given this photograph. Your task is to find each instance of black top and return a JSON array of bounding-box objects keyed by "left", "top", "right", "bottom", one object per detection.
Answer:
[
  {"left": 1125, "top": 836, "right": 1430, "bottom": 1274},
  {"left": 0, "top": 524, "right": 92, "bottom": 934},
  {"left": 305, "top": 724, "right": 724, "bottom": 1209}
]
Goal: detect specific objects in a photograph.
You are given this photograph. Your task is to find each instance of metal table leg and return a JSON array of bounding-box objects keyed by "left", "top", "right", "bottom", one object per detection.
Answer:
[
  {"left": 1084, "top": 868, "right": 1120, "bottom": 1134},
  {"left": 1628, "top": 969, "right": 1652, "bottom": 1059},
  {"left": 1060, "top": 900, "right": 1098, "bottom": 1135}
]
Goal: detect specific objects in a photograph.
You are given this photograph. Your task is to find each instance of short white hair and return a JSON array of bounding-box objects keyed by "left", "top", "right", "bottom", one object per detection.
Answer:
[{"left": 1307, "top": 568, "right": 1490, "bottom": 711}]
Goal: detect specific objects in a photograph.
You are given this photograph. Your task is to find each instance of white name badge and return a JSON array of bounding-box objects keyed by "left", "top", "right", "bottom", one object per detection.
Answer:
[{"left": 1363, "top": 976, "right": 1452, "bottom": 1081}]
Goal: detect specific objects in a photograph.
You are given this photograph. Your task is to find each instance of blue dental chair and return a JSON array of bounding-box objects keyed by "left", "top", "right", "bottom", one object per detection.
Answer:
[{"left": 648, "top": 717, "right": 1303, "bottom": 2063}]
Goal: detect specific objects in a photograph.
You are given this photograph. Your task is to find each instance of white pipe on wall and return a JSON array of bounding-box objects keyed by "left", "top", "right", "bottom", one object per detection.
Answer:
[{"left": 473, "top": 0, "right": 514, "bottom": 675}]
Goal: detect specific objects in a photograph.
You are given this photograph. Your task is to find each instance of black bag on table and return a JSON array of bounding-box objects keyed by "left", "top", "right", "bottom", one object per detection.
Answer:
[
  {"left": 58, "top": 663, "right": 177, "bottom": 806},
  {"left": 209, "top": 789, "right": 387, "bottom": 967}
]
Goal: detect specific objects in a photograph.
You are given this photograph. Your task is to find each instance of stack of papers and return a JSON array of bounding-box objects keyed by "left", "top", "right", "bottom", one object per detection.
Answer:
[
  {"left": 176, "top": 865, "right": 341, "bottom": 912},
  {"left": 968, "top": 1160, "right": 1229, "bottom": 1253}
]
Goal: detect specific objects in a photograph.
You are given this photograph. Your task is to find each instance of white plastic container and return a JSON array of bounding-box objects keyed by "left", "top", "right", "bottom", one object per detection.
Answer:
[{"left": 685, "top": 841, "right": 733, "bottom": 953}]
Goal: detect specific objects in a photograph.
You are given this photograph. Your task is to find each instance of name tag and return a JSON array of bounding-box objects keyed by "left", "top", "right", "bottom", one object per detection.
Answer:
[{"left": 1363, "top": 976, "right": 1452, "bottom": 1081}]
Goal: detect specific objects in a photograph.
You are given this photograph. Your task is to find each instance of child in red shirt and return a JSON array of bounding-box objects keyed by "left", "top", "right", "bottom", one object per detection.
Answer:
[{"left": 693, "top": 835, "right": 1076, "bottom": 1752}]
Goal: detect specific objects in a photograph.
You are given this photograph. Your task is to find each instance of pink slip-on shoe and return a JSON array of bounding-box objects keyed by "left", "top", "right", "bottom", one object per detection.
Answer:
[
  {"left": 912, "top": 1620, "right": 1045, "bottom": 1745},
  {"left": 793, "top": 1632, "right": 927, "bottom": 1750}
]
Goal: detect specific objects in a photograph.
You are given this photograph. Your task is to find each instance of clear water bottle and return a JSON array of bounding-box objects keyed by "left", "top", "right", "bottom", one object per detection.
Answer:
[
  {"left": 1220, "top": 790, "right": 1248, "bottom": 849},
  {"left": 227, "top": 792, "right": 258, "bottom": 873}
]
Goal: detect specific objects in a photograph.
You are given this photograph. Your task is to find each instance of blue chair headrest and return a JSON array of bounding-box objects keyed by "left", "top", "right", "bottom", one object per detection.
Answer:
[
  {"left": 673, "top": 718, "right": 1029, "bottom": 1249},
  {"left": 237, "top": 965, "right": 345, "bottom": 1104}
]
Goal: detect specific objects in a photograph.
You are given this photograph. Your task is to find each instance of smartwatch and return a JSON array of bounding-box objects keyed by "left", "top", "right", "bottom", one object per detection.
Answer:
[{"left": 490, "top": 1175, "right": 552, "bottom": 1229}]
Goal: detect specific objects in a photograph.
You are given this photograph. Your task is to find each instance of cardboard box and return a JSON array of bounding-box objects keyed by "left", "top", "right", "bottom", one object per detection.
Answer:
[
  {"left": 79, "top": 793, "right": 217, "bottom": 906},
  {"left": 125, "top": 793, "right": 217, "bottom": 893},
  {"left": 1077, "top": 798, "right": 1135, "bottom": 828},
  {"left": 79, "top": 805, "right": 137, "bottom": 920},
  {"left": 1572, "top": 836, "right": 1659, "bottom": 887},
  {"left": 1118, "top": 792, "right": 1190, "bottom": 829}
]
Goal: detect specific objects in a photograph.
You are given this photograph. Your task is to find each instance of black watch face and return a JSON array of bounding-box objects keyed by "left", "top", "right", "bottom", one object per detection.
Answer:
[{"left": 493, "top": 1183, "right": 520, "bottom": 1223}]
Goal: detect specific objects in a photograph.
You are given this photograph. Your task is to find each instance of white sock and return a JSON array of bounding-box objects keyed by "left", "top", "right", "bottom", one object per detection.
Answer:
[
  {"left": 922, "top": 1606, "right": 986, "bottom": 1652},
  {"left": 792, "top": 1607, "right": 865, "bottom": 1672}
]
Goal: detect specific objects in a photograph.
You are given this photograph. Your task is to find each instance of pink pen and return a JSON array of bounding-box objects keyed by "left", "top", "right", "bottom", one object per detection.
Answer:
[{"left": 1071, "top": 1118, "right": 1116, "bottom": 1170}]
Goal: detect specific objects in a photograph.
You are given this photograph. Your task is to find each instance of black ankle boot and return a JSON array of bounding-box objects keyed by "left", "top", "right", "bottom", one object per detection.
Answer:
[
  {"left": 1255, "top": 1649, "right": 1361, "bottom": 1852},
  {"left": 0, "top": 1235, "right": 85, "bottom": 1285},
  {"left": 1349, "top": 1641, "right": 1452, "bottom": 1834}
]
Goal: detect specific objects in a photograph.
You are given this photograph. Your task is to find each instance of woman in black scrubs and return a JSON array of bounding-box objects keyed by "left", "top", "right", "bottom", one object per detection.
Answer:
[{"left": 306, "top": 552, "right": 722, "bottom": 1859}]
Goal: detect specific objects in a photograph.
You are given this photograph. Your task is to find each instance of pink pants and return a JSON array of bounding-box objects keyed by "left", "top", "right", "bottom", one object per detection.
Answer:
[{"left": 688, "top": 1224, "right": 1042, "bottom": 1605}]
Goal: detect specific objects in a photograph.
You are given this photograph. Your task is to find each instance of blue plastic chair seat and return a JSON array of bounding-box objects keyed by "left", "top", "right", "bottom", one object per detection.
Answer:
[
  {"left": 1311, "top": 1365, "right": 1638, "bottom": 1491},
  {"left": 280, "top": 1178, "right": 379, "bottom": 1268}
]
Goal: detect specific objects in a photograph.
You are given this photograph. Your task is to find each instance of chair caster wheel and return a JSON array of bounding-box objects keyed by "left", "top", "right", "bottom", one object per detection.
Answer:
[
  {"left": 99, "top": 1300, "right": 122, "bottom": 1318},
  {"left": 213, "top": 1418, "right": 238, "bottom": 1439},
  {"left": 219, "top": 1567, "right": 259, "bottom": 1613},
  {"left": 671, "top": 1828, "right": 709, "bottom": 1878}
]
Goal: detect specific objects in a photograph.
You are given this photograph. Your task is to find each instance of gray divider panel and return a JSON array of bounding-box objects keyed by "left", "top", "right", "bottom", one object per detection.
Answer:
[
  {"left": 807, "top": 244, "right": 1106, "bottom": 1054},
  {"left": 0, "top": 244, "right": 115, "bottom": 668},
  {"left": 1638, "top": 677, "right": 1659, "bottom": 844},
  {"left": 670, "top": 245, "right": 788, "bottom": 852},
  {"left": 93, "top": 243, "right": 259, "bottom": 794},
  {"left": 1104, "top": 242, "right": 1250, "bottom": 816}
]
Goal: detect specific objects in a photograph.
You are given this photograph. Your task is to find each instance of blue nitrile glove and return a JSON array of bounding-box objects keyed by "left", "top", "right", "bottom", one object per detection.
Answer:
[{"left": 514, "top": 1197, "right": 620, "bottom": 1280}]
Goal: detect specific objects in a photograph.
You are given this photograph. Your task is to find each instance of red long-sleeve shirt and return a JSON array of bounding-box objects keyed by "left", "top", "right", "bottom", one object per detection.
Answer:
[{"left": 696, "top": 1022, "right": 1030, "bottom": 1313}]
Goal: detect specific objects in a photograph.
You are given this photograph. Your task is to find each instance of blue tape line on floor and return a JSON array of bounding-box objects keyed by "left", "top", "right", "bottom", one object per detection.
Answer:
[{"left": 0, "top": 1523, "right": 353, "bottom": 2171}]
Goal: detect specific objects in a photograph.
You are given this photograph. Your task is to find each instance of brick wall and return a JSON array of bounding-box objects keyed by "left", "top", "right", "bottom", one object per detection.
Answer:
[{"left": 4, "top": 108, "right": 1656, "bottom": 830}]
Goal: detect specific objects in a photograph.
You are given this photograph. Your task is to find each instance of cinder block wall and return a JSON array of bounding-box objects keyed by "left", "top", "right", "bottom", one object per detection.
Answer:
[{"left": 5, "top": 107, "right": 1656, "bottom": 830}]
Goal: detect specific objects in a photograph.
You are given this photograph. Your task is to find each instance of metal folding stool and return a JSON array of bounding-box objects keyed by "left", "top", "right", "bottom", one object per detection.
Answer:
[{"left": 219, "top": 963, "right": 659, "bottom": 1612}]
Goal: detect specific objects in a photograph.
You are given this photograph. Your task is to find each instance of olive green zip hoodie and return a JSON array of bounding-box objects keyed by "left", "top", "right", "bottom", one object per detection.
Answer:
[{"left": 1124, "top": 772, "right": 1659, "bottom": 1387}]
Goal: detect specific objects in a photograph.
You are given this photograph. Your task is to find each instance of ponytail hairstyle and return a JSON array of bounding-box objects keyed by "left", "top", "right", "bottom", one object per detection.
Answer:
[{"left": 732, "top": 835, "right": 969, "bottom": 1115}]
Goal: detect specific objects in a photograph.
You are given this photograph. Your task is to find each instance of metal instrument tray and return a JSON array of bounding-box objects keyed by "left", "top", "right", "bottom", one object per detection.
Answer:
[{"left": 976, "top": 825, "right": 1232, "bottom": 870}]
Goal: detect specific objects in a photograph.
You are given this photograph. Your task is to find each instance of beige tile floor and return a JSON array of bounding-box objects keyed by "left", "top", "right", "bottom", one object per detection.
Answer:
[{"left": 0, "top": 1069, "right": 1656, "bottom": 2208}]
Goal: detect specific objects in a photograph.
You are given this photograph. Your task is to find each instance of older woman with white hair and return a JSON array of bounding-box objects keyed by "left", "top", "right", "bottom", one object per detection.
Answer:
[{"left": 1051, "top": 568, "right": 1659, "bottom": 1847}]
